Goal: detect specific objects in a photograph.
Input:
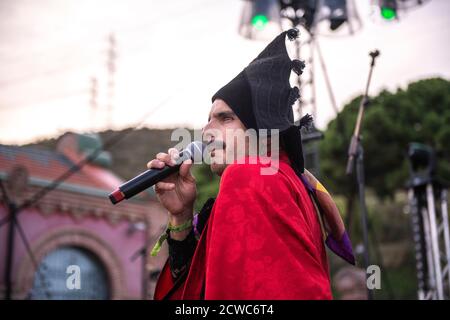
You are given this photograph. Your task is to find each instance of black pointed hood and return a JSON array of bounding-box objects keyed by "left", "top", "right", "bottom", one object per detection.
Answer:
[{"left": 211, "top": 28, "right": 311, "bottom": 173}]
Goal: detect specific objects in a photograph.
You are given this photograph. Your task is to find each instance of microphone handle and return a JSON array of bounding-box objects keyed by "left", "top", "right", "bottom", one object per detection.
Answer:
[
  {"left": 111, "top": 149, "right": 191, "bottom": 203},
  {"left": 119, "top": 163, "right": 181, "bottom": 199}
]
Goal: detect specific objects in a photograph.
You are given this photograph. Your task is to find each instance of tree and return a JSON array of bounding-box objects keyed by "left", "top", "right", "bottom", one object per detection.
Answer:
[
  {"left": 192, "top": 163, "right": 220, "bottom": 211},
  {"left": 319, "top": 77, "right": 450, "bottom": 201}
]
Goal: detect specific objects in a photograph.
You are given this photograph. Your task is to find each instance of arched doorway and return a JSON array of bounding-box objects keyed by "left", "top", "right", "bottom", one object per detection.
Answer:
[{"left": 30, "top": 246, "right": 110, "bottom": 300}]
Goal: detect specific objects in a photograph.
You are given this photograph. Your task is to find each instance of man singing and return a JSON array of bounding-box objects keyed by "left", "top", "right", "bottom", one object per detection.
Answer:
[{"left": 149, "top": 29, "right": 354, "bottom": 300}]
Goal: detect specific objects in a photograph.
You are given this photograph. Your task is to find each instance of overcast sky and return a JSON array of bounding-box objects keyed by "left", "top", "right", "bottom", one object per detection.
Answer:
[{"left": 0, "top": 0, "right": 449, "bottom": 145}]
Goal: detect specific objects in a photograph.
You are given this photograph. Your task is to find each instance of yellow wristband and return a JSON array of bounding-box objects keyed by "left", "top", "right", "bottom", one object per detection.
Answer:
[
  {"left": 168, "top": 218, "right": 193, "bottom": 233},
  {"left": 150, "top": 219, "right": 193, "bottom": 256}
]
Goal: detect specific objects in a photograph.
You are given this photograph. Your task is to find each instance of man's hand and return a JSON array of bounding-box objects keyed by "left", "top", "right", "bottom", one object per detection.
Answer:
[{"left": 147, "top": 148, "right": 197, "bottom": 240}]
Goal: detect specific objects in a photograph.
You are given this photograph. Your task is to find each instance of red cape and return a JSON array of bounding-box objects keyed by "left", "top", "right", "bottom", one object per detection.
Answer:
[{"left": 155, "top": 153, "right": 332, "bottom": 300}]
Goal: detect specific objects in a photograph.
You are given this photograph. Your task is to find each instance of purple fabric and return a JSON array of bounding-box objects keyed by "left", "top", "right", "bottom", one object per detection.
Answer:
[
  {"left": 193, "top": 213, "right": 200, "bottom": 240},
  {"left": 299, "top": 174, "right": 315, "bottom": 193},
  {"left": 325, "top": 231, "right": 355, "bottom": 265},
  {"left": 298, "top": 173, "right": 355, "bottom": 265}
]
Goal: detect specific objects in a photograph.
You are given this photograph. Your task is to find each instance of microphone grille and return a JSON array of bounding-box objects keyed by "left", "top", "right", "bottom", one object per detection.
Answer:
[{"left": 186, "top": 141, "right": 206, "bottom": 162}]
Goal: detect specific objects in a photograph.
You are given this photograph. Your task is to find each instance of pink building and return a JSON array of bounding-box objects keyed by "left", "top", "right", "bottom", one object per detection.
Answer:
[{"left": 0, "top": 133, "right": 168, "bottom": 299}]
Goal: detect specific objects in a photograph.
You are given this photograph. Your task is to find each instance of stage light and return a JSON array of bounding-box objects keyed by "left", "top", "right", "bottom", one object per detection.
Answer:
[
  {"left": 379, "top": 0, "right": 397, "bottom": 20},
  {"left": 239, "top": 0, "right": 282, "bottom": 40},
  {"left": 323, "top": 0, "right": 348, "bottom": 31},
  {"left": 279, "top": 0, "right": 318, "bottom": 31},
  {"left": 251, "top": 14, "right": 269, "bottom": 30},
  {"left": 407, "top": 142, "right": 436, "bottom": 179}
]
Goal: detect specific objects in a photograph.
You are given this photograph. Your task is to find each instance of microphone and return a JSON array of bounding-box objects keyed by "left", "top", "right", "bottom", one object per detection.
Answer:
[
  {"left": 109, "top": 141, "right": 205, "bottom": 205},
  {"left": 369, "top": 49, "right": 380, "bottom": 67},
  {"left": 369, "top": 50, "right": 380, "bottom": 59}
]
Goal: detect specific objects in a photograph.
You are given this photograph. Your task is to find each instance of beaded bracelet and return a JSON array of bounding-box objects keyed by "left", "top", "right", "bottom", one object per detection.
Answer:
[{"left": 150, "top": 218, "right": 193, "bottom": 256}]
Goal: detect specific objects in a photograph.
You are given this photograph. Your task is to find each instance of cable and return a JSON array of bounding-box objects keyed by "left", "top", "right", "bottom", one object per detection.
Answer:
[
  {"left": 0, "top": 0, "right": 218, "bottom": 89},
  {"left": 314, "top": 38, "right": 339, "bottom": 115},
  {"left": 0, "top": 89, "right": 88, "bottom": 111},
  {"left": 0, "top": 0, "right": 226, "bottom": 224},
  {"left": 368, "top": 219, "right": 395, "bottom": 299},
  {"left": 0, "top": 0, "right": 200, "bottom": 65},
  {"left": 0, "top": 180, "right": 52, "bottom": 299},
  {"left": 0, "top": 62, "right": 96, "bottom": 89},
  {"left": 0, "top": 10, "right": 225, "bottom": 124},
  {"left": 0, "top": 91, "right": 177, "bottom": 229},
  {"left": 13, "top": 214, "right": 52, "bottom": 299}
]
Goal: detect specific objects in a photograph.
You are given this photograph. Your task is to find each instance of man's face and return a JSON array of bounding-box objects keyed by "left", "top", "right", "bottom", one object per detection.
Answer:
[{"left": 202, "top": 99, "right": 248, "bottom": 176}]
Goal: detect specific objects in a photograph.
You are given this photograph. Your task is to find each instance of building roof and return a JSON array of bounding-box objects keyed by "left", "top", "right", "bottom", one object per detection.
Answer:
[
  {"left": 0, "top": 144, "right": 113, "bottom": 191},
  {"left": 0, "top": 133, "right": 159, "bottom": 223}
]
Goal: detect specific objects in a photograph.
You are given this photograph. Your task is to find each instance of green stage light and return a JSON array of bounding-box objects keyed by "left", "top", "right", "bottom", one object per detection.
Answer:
[
  {"left": 381, "top": 6, "right": 396, "bottom": 20},
  {"left": 238, "top": 0, "right": 281, "bottom": 40},
  {"left": 251, "top": 14, "right": 269, "bottom": 30}
]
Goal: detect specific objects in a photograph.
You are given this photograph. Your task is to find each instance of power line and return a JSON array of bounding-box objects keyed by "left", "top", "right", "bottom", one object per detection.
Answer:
[
  {"left": 0, "top": 91, "right": 177, "bottom": 229},
  {"left": 0, "top": 88, "right": 88, "bottom": 110},
  {"left": 0, "top": 57, "right": 99, "bottom": 89},
  {"left": 0, "top": 0, "right": 190, "bottom": 65},
  {"left": 13, "top": 213, "right": 52, "bottom": 299},
  {"left": 106, "top": 33, "right": 116, "bottom": 128},
  {"left": 369, "top": 219, "right": 396, "bottom": 299},
  {"left": 0, "top": 15, "right": 224, "bottom": 114},
  {"left": 314, "top": 38, "right": 340, "bottom": 115},
  {"left": 0, "top": 0, "right": 217, "bottom": 88},
  {"left": 0, "top": 180, "right": 52, "bottom": 299}
]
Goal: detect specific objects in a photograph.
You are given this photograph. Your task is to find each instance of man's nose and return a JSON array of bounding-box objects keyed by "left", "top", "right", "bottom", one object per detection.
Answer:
[
  {"left": 202, "top": 122, "right": 214, "bottom": 142},
  {"left": 202, "top": 128, "right": 214, "bottom": 144}
]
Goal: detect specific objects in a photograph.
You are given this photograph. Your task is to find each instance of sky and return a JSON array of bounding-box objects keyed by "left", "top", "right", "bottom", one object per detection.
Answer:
[{"left": 0, "top": 0, "right": 449, "bottom": 145}]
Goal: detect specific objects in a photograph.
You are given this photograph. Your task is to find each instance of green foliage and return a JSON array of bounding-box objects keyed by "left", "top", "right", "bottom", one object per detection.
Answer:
[
  {"left": 192, "top": 163, "right": 220, "bottom": 211},
  {"left": 320, "top": 77, "right": 450, "bottom": 200}
]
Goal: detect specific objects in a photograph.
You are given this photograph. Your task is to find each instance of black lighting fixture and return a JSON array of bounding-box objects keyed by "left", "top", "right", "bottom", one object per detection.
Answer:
[
  {"left": 279, "top": 0, "right": 318, "bottom": 31},
  {"left": 379, "top": 0, "right": 398, "bottom": 20},
  {"left": 323, "top": 0, "right": 349, "bottom": 30},
  {"left": 375, "top": 0, "right": 430, "bottom": 22},
  {"left": 238, "top": 0, "right": 282, "bottom": 40},
  {"left": 407, "top": 142, "right": 436, "bottom": 185},
  {"left": 239, "top": 0, "right": 356, "bottom": 39}
]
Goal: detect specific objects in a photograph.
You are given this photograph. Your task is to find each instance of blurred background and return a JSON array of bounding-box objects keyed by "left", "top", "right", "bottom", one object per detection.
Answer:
[{"left": 0, "top": 0, "right": 449, "bottom": 300}]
